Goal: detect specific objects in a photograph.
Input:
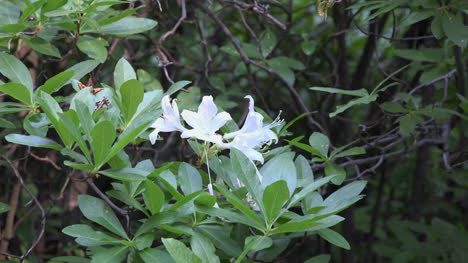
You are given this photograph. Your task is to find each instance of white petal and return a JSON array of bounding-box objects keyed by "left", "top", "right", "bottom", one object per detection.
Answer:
[
  {"left": 244, "top": 95, "right": 254, "bottom": 112},
  {"left": 150, "top": 118, "right": 165, "bottom": 129},
  {"left": 198, "top": 96, "right": 218, "bottom": 118},
  {"left": 149, "top": 129, "right": 160, "bottom": 144},
  {"left": 161, "top": 96, "right": 172, "bottom": 115},
  {"left": 181, "top": 110, "right": 201, "bottom": 129},
  {"left": 208, "top": 112, "right": 232, "bottom": 133}
]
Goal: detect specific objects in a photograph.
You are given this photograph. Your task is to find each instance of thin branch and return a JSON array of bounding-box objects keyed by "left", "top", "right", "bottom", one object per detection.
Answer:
[
  {"left": 1, "top": 156, "right": 46, "bottom": 262},
  {"left": 409, "top": 69, "right": 457, "bottom": 95}
]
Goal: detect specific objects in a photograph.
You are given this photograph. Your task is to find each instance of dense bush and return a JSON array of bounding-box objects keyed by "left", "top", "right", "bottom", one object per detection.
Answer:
[{"left": 0, "top": 0, "right": 467, "bottom": 262}]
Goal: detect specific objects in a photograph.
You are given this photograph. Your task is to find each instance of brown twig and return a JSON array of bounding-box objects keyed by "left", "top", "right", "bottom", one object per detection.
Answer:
[
  {"left": 30, "top": 152, "right": 61, "bottom": 170},
  {"left": 1, "top": 157, "right": 47, "bottom": 262}
]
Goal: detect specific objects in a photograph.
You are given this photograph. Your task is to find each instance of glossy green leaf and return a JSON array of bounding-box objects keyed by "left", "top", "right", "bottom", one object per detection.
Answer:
[
  {"left": 236, "top": 236, "right": 273, "bottom": 263},
  {"left": 99, "top": 168, "right": 147, "bottom": 181},
  {"left": 260, "top": 29, "right": 277, "bottom": 57},
  {"left": 191, "top": 232, "right": 220, "bottom": 263},
  {"left": 78, "top": 195, "right": 128, "bottom": 238},
  {"left": 62, "top": 224, "right": 120, "bottom": 245},
  {"left": 325, "top": 163, "right": 346, "bottom": 185},
  {"left": 5, "top": 134, "right": 62, "bottom": 150},
  {"left": 90, "top": 246, "right": 128, "bottom": 263},
  {"left": 23, "top": 36, "right": 61, "bottom": 58},
  {"left": 114, "top": 57, "right": 136, "bottom": 92},
  {"left": 178, "top": 163, "right": 203, "bottom": 195},
  {"left": 231, "top": 148, "right": 265, "bottom": 212},
  {"left": 213, "top": 183, "right": 263, "bottom": 225},
  {"left": 90, "top": 121, "right": 116, "bottom": 165},
  {"left": 310, "top": 87, "right": 369, "bottom": 97},
  {"left": 97, "top": 17, "right": 157, "bottom": 36},
  {"left": 66, "top": 60, "right": 100, "bottom": 84},
  {"left": 143, "top": 180, "right": 165, "bottom": 215},
  {"left": 263, "top": 180, "right": 289, "bottom": 224},
  {"left": 0, "top": 53, "right": 33, "bottom": 92},
  {"left": 165, "top": 80, "right": 191, "bottom": 96},
  {"left": 288, "top": 176, "right": 334, "bottom": 209},
  {"left": 77, "top": 37, "right": 108, "bottom": 63},
  {"left": 120, "top": 79, "right": 144, "bottom": 125},
  {"left": 162, "top": 238, "right": 202, "bottom": 263},
  {"left": 309, "top": 132, "right": 330, "bottom": 158},
  {"left": 0, "top": 82, "right": 32, "bottom": 105},
  {"left": 40, "top": 70, "right": 75, "bottom": 94},
  {"left": 139, "top": 248, "right": 174, "bottom": 263},
  {"left": 0, "top": 2, "right": 20, "bottom": 26},
  {"left": 318, "top": 228, "right": 350, "bottom": 250}
]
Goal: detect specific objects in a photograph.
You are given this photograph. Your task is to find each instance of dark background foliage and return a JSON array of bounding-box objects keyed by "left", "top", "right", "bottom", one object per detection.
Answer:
[{"left": 0, "top": 0, "right": 467, "bottom": 262}]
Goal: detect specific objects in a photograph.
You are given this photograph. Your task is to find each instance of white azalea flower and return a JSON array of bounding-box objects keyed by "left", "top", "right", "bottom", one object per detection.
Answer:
[
  {"left": 221, "top": 95, "right": 281, "bottom": 164},
  {"left": 181, "top": 96, "right": 232, "bottom": 144},
  {"left": 149, "top": 95, "right": 187, "bottom": 144}
]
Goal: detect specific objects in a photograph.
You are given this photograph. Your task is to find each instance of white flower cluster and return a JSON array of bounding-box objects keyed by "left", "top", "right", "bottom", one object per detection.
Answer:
[{"left": 149, "top": 95, "right": 281, "bottom": 163}]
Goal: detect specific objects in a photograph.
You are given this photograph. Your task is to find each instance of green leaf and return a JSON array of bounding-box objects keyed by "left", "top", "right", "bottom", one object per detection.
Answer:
[
  {"left": 318, "top": 228, "right": 350, "bottom": 250},
  {"left": 213, "top": 184, "right": 263, "bottom": 225},
  {"left": 0, "top": 83, "right": 32, "bottom": 105},
  {"left": 268, "top": 57, "right": 305, "bottom": 70},
  {"left": 330, "top": 94, "right": 378, "bottom": 118},
  {"left": 196, "top": 205, "right": 264, "bottom": 231},
  {"left": 0, "top": 53, "right": 33, "bottom": 92},
  {"left": 236, "top": 236, "right": 273, "bottom": 263},
  {"left": 139, "top": 248, "right": 174, "bottom": 263},
  {"left": 288, "top": 176, "right": 334, "bottom": 209},
  {"left": 100, "top": 119, "right": 152, "bottom": 168},
  {"left": 137, "top": 69, "right": 163, "bottom": 91},
  {"left": 230, "top": 148, "right": 264, "bottom": 212},
  {"left": 261, "top": 152, "right": 297, "bottom": 195},
  {"left": 120, "top": 79, "right": 144, "bottom": 125},
  {"left": 5, "top": 134, "right": 63, "bottom": 150},
  {"left": 90, "top": 121, "right": 116, "bottom": 166},
  {"left": 162, "top": 238, "right": 202, "bottom": 263},
  {"left": 199, "top": 225, "right": 243, "bottom": 257},
  {"left": 286, "top": 137, "right": 325, "bottom": 158},
  {"left": 62, "top": 224, "right": 120, "bottom": 245},
  {"left": 50, "top": 256, "right": 90, "bottom": 263},
  {"left": 0, "top": 2, "right": 20, "bottom": 26},
  {"left": 260, "top": 29, "right": 277, "bottom": 57},
  {"left": 325, "top": 163, "right": 346, "bottom": 185},
  {"left": 90, "top": 246, "right": 128, "bottom": 263},
  {"left": 381, "top": 102, "right": 407, "bottom": 113},
  {"left": 178, "top": 163, "right": 203, "bottom": 195},
  {"left": 165, "top": 80, "right": 191, "bottom": 96},
  {"left": 304, "top": 254, "right": 331, "bottom": 263},
  {"left": 96, "top": 17, "right": 157, "bottom": 36},
  {"left": 301, "top": 40, "right": 317, "bottom": 56},
  {"left": 99, "top": 168, "right": 147, "bottom": 181},
  {"left": 309, "top": 132, "right": 330, "bottom": 158},
  {"left": 40, "top": 70, "right": 75, "bottom": 94},
  {"left": 310, "top": 87, "right": 369, "bottom": 97},
  {"left": 0, "top": 202, "right": 10, "bottom": 214},
  {"left": 66, "top": 60, "right": 100, "bottom": 84},
  {"left": 191, "top": 233, "right": 220, "bottom": 263},
  {"left": 319, "top": 181, "right": 367, "bottom": 215},
  {"left": 295, "top": 155, "right": 314, "bottom": 181},
  {"left": 441, "top": 13, "right": 468, "bottom": 47},
  {"left": 333, "top": 147, "right": 365, "bottom": 159},
  {"left": 114, "top": 58, "right": 136, "bottom": 92},
  {"left": 270, "top": 217, "right": 322, "bottom": 234},
  {"left": 135, "top": 211, "right": 179, "bottom": 237},
  {"left": 143, "top": 180, "right": 165, "bottom": 215},
  {"left": 263, "top": 180, "right": 289, "bottom": 224},
  {"left": 23, "top": 36, "right": 61, "bottom": 58},
  {"left": 399, "top": 113, "right": 423, "bottom": 136},
  {"left": 0, "top": 118, "right": 15, "bottom": 128},
  {"left": 78, "top": 195, "right": 128, "bottom": 239},
  {"left": 77, "top": 37, "right": 108, "bottom": 63}
]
